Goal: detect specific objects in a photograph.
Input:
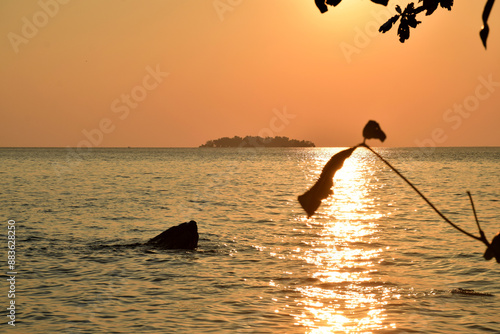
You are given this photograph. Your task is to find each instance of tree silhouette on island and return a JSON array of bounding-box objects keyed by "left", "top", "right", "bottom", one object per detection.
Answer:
[{"left": 199, "top": 136, "right": 315, "bottom": 148}]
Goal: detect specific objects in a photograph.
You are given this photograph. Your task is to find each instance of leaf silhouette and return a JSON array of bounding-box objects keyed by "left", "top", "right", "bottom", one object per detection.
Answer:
[
  {"left": 484, "top": 232, "right": 500, "bottom": 263},
  {"left": 420, "top": 0, "right": 439, "bottom": 15},
  {"left": 326, "top": 0, "right": 342, "bottom": 6},
  {"left": 370, "top": 0, "right": 389, "bottom": 5},
  {"left": 315, "top": 0, "right": 492, "bottom": 48},
  {"left": 480, "top": 0, "right": 495, "bottom": 49},
  {"left": 407, "top": 14, "right": 421, "bottom": 28},
  {"left": 363, "top": 120, "right": 387, "bottom": 142},
  {"left": 398, "top": 21, "right": 410, "bottom": 42},
  {"left": 397, "top": 3, "right": 422, "bottom": 42},
  {"left": 480, "top": 26, "right": 490, "bottom": 49},
  {"left": 420, "top": 0, "right": 453, "bottom": 15},
  {"left": 298, "top": 147, "right": 357, "bottom": 217},
  {"left": 439, "top": 0, "right": 453, "bottom": 11},
  {"left": 315, "top": 0, "right": 328, "bottom": 13},
  {"left": 379, "top": 15, "right": 400, "bottom": 33}
]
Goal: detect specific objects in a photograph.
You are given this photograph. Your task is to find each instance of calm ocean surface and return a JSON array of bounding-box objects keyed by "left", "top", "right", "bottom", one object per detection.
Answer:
[{"left": 1, "top": 147, "right": 500, "bottom": 333}]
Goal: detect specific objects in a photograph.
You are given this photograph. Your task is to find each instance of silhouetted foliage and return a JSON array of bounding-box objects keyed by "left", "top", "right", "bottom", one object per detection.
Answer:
[
  {"left": 379, "top": 14, "right": 400, "bottom": 33},
  {"left": 319, "top": 0, "right": 388, "bottom": 8},
  {"left": 298, "top": 146, "right": 356, "bottom": 217},
  {"left": 315, "top": 0, "right": 328, "bottom": 13},
  {"left": 394, "top": 3, "right": 423, "bottom": 43},
  {"left": 299, "top": 120, "right": 500, "bottom": 263},
  {"left": 484, "top": 232, "right": 500, "bottom": 263},
  {"left": 421, "top": 0, "right": 453, "bottom": 16},
  {"left": 480, "top": 0, "right": 496, "bottom": 48},
  {"left": 314, "top": 0, "right": 495, "bottom": 48},
  {"left": 200, "top": 136, "right": 315, "bottom": 148},
  {"left": 298, "top": 120, "right": 387, "bottom": 217},
  {"left": 362, "top": 120, "right": 386, "bottom": 143}
]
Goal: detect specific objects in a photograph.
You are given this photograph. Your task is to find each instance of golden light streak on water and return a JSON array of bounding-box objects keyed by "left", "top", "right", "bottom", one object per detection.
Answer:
[{"left": 294, "top": 150, "right": 392, "bottom": 333}]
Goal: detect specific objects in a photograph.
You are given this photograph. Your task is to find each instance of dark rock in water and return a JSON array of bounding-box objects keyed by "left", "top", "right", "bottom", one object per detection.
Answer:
[{"left": 147, "top": 220, "right": 199, "bottom": 249}]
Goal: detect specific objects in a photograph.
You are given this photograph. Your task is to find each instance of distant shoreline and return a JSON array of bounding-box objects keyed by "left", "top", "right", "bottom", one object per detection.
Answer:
[
  {"left": 199, "top": 136, "right": 315, "bottom": 148},
  {"left": 1, "top": 146, "right": 500, "bottom": 149}
]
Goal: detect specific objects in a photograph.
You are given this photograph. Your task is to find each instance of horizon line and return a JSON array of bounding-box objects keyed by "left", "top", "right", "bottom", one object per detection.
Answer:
[{"left": 1, "top": 145, "right": 499, "bottom": 149}]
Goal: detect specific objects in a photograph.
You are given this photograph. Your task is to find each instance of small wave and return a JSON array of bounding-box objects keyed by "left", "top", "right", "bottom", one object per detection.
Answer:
[
  {"left": 22, "top": 235, "right": 45, "bottom": 242},
  {"left": 101, "top": 216, "right": 141, "bottom": 221},
  {"left": 188, "top": 199, "right": 207, "bottom": 204},
  {"left": 88, "top": 225, "right": 106, "bottom": 229},
  {"left": 450, "top": 288, "right": 494, "bottom": 297}
]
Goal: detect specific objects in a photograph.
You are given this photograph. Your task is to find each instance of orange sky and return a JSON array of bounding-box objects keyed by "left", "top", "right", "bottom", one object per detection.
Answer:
[{"left": 1, "top": 0, "right": 499, "bottom": 147}]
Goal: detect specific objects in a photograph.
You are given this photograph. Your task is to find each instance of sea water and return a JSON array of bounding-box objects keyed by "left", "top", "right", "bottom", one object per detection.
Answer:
[{"left": 1, "top": 147, "right": 499, "bottom": 333}]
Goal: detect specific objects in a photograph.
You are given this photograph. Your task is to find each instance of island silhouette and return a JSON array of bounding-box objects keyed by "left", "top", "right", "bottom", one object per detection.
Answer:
[{"left": 200, "top": 136, "right": 315, "bottom": 148}]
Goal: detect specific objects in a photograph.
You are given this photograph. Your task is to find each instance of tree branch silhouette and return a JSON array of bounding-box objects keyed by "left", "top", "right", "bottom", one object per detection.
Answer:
[
  {"left": 314, "top": 0, "right": 496, "bottom": 48},
  {"left": 298, "top": 120, "right": 500, "bottom": 263},
  {"left": 361, "top": 143, "right": 500, "bottom": 263}
]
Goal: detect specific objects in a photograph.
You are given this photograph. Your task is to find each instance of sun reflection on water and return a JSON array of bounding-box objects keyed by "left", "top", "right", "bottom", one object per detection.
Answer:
[{"left": 293, "top": 149, "right": 393, "bottom": 333}]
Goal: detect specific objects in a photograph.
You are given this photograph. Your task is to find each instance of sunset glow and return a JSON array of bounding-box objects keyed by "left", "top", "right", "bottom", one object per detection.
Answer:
[{"left": 1, "top": 1, "right": 499, "bottom": 147}]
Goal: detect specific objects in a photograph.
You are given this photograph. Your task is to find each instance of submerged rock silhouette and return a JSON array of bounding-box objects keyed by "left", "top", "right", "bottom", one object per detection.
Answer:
[{"left": 147, "top": 220, "right": 199, "bottom": 249}]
